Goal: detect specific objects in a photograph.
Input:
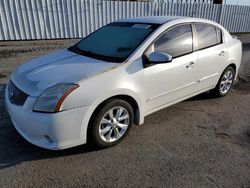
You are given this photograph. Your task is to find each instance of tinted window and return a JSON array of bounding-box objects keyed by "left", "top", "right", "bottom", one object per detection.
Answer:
[
  {"left": 195, "top": 23, "right": 222, "bottom": 50},
  {"left": 70, "top": 22, "right": 158, "bottom": 62},
  {"left": 154, "top": 24, "right": 193, "bottom": 58}
]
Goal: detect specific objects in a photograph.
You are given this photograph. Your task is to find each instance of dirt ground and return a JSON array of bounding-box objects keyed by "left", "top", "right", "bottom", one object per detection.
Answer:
[{"left": 0, "top": 34, "right": 249, "bottom": 187}]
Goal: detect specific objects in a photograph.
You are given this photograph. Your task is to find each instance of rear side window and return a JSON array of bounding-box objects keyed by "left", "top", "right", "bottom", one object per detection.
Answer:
[
  {"left": 154, "top": 24, "right": 193, "bottom": 58},
  {"left": 195, "top": 23, "right": 222, "bottom": 50}
]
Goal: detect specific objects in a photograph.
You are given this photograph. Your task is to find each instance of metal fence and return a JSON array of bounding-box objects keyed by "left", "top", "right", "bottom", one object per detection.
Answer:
[{"left": 0, "top": 0, "right": 249, "bottom": 40}]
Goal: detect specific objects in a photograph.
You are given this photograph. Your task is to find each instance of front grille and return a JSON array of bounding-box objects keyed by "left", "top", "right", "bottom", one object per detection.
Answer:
[{"left": 8, "top": 80, "right": 28, "bottom": 106}]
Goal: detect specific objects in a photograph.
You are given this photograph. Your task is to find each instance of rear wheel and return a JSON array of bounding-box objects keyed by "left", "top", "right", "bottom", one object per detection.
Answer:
[
  {"left": 212, "top": 66, "right": 235, "bottom": 97},
  {"left": 90, "top": 99, "right": 134, "bottom": 148}
]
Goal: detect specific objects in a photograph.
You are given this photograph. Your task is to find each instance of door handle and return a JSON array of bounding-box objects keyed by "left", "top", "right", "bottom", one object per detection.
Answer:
[
  {"left": 219, "top": 50, "right": 225, "bottom": 56},
  {"left": 186, "top": 62, "right": 194, "bottom": 69}
]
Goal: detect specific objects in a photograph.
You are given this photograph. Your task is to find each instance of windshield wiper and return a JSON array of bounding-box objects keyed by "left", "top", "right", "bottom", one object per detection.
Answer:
[
  {"left": 69, "top": 46, "right": 123, "bottom": 62},
  {"left": 69, "top": 45, "right": 85, "bottom": 54}
]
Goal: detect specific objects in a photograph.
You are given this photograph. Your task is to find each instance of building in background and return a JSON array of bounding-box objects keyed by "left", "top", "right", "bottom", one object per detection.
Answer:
[{"left": 213, "top": 0, "right": 223, "bottom": 4}]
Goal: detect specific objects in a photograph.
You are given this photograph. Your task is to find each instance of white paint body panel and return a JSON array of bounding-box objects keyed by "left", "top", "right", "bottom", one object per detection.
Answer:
[
  {"left": 5, "top": 17, "right": 242, "bottom": 150},
  {"left": 12, "top": 49, "right": 117, "bottom": 97},
  {"left": 195, "top": 44, "right": 228, "bottom": 92},
  {"left": 144, "top": 53, "right": 197, "bottom": 114}
]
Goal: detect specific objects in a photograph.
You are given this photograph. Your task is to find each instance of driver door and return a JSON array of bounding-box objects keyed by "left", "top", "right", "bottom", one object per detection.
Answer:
[{"left": 143, "top": 24, "right": 197, "bottom": 114}]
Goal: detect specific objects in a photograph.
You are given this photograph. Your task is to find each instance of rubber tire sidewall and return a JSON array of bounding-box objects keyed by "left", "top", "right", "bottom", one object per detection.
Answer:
[{"left": 90, "top": 99, "right": 134, "bottom": 148}]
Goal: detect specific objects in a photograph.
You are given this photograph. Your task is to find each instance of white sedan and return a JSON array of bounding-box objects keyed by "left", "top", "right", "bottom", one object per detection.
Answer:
[{"left": 5, "top": 16, "right": 242, "bottom": 150}]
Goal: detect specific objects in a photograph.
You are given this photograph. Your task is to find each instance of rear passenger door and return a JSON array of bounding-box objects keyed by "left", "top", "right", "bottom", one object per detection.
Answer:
[{"left": 194, "top": 23, "right": 228, "bottom": 92}]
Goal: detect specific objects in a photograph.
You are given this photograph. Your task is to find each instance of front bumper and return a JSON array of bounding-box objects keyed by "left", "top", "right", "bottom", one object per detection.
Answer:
[{"left": 5, "top": 87, "right": 89, "bottom": 150}]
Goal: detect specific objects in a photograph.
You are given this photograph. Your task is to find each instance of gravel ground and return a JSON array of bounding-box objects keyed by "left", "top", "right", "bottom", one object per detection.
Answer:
[{"left": 0, "top": 34, "right": 249, "bottom": 187}]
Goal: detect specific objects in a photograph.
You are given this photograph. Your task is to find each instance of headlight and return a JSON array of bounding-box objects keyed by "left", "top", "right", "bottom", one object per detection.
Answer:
[{"left": 33, "top": 84, "right": 79, "bottom": 112}]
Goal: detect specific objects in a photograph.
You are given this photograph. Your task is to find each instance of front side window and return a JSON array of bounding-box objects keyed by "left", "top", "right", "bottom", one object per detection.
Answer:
[
  {"left": 154, "top": 24, "right": 193, "bottom": 58},
  {"left": 195, "top": 23, "right": 222, "bottom": 50},
  {"left": 69, "top": 22, "right": 159, "bottom": 62}
]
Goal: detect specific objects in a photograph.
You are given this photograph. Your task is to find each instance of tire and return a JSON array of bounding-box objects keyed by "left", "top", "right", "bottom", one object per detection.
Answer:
[
  {"left": 212, "top": 66, "right": 235, "bottom": 97},
  {"left": 89, "top": 99, "right": 134, "bottom": 148}
]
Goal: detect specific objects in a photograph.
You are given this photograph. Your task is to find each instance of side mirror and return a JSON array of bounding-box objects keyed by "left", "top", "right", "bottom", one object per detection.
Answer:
[{"left": 147, "top": 51, "right": 172, "bottom": 64}]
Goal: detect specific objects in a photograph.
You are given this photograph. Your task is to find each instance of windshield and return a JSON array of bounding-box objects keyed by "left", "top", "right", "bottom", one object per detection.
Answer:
[{"left": 69, "top": 22, "right": 159, "bottom": 62}]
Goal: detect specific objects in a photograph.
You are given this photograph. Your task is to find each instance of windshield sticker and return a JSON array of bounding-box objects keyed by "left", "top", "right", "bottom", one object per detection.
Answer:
[{"left": 132, "top": 24, "right": 151, "bottom": 29}]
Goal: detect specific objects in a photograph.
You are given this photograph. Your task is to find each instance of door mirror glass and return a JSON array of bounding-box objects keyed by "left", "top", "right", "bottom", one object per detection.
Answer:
[{"left": 147, "top": 51, "right": 172, "bottom": 64}]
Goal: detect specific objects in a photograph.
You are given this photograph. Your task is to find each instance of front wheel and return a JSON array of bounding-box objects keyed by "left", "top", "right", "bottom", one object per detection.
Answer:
[
  {"left": 212, "top": 66, "right": 235, "bottom": 97},
  {"left": 89, "top": 99, "right": 134, "bottom": 148}
]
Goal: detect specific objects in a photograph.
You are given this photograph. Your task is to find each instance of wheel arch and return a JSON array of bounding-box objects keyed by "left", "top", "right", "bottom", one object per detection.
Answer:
[
  {"left": 217, "top": 62, "right": 237, "bottom": 85},
  {"left": 89, "top": 94, "right": 141, "bottom": 126},
  {"left": 227, "top": 63, "right": 236, "bottom": 73},
  {"left": 212, "top": 63, "right": 236, "bottom": 97},
  {"left": 85, "top": 93, "right": 144, "bottom": 143},
  {"left": 225, "top": 62, "right": 237, "bottom": 81}
]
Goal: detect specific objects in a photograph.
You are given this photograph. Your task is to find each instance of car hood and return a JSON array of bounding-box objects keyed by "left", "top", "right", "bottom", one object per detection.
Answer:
[{"left": 11, "top": 49, "right": 118, "bottom": 96}]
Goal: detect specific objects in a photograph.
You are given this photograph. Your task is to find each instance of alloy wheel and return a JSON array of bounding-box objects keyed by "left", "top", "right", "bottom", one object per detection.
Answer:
[
  {"left": 98, "top": 106, "right": 130, "bottom": 143},
  {"left": 220, "top": 70, "right": 233, "bottom": 94}
]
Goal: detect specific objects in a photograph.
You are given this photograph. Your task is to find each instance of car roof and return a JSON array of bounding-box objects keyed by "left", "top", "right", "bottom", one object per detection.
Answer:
[
  {"left": 117, "top": 16, "right": 182, "bottom": 24},
  {"left": 115, "top": 16, "right": 230, "bottom": 40}
]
